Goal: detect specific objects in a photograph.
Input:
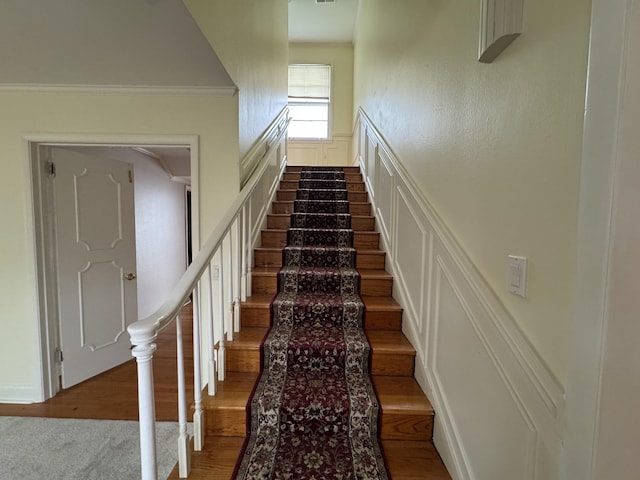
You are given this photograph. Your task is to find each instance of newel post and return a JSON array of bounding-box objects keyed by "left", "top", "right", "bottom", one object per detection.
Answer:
[{"left": 130, "top": 334, "right": 159, "bottom": 480}]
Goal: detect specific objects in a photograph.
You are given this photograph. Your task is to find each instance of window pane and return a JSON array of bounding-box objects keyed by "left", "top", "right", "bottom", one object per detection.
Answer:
[
  {"left": 288, "top": 120, "right": 328, "bottom": 139},
  {"left": 289, "top": 103, "right": 328, "bottom": 122},
  {"left": 288, "top": 64, "right": 331, "bottom": 139}
]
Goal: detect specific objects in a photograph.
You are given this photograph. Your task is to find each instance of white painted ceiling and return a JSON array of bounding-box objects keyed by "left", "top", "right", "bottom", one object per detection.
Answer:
[
  {"left": 289, "top": 0, "right": 360, "bottom": 44},
  {"left": 0, "top": 0, "right": 235, "bottom": 89}
]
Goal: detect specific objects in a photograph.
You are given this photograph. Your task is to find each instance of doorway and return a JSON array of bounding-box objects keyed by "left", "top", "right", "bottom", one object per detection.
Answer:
[{"left": 28, "top": 134, "right": 199, "bottom": 400}]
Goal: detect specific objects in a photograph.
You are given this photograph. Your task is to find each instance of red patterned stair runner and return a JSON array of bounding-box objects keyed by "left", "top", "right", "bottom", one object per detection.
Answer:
[{"left": 234, "top": 167, "right": 388, "bottom": 479}]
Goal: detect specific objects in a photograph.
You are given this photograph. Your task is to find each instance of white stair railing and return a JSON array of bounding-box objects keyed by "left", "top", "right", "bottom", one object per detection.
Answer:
[{"left": 127, "top": 112, "right": 289, "bottom": 480}]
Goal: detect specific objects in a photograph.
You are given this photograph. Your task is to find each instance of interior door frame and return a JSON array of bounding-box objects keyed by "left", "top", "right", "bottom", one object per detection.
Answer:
[{"left": 25, "top": 134, "right": 200, "bottom": 401}]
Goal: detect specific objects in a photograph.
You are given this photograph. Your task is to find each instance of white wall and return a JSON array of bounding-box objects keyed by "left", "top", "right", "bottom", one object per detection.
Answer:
[
  {"left": 66, "top": 146, "right": 188, "bottom": 319},
  {"left": 185, "top": 0, "right": 289, "bottom": 166},
  {"left": 288, "top": 43, "right": 355, "bottom": 166},
  {"left": 353, "top": 0, "right": 591, "bottom": 386},
  {"left": 0, "top": 91, "right": 237, "bottom": 403}
]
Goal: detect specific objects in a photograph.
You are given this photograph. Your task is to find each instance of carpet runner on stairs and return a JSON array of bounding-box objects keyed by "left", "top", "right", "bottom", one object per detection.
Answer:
[{"left": 234, "top": 167, "right": 388, "bottom": 479}]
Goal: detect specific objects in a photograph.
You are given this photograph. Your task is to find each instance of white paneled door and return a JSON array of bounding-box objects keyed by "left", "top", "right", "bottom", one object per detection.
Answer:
[{"left": 52, "top": 148, "right": 138, "bottom": 389}]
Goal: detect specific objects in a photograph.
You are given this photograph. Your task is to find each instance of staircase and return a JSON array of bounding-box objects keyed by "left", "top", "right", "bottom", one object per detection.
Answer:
[{"left": 169, "top": 166, "right": 450, "bottom": 479}]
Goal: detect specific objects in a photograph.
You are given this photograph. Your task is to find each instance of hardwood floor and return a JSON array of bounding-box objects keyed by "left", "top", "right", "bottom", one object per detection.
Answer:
[{"left": 0, "top": 305, "right": 194, "bottom": 422}]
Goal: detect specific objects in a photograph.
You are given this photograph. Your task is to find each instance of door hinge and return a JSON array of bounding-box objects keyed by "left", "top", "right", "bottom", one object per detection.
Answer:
[
  {"left": 128, "top": 170, "right": 133, "bottom": 183},
  {"left": 54, "top": 348, "right": 63, "bottom": 363},
  {"left": 47, "top": 161, "right": 56, "bottom": 178}
]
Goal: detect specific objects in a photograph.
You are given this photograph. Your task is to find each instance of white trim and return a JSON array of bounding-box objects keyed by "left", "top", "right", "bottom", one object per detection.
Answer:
[
  {"left": 562, "top": 0, "right": 633, "bottom": 478},
  {"left": 0, "top": 385, "right": 44, "bottom": 404},
  {"left": 24, "top": 133, "right": 200, "bottom": 402},
  {"left": 0, "top": 84, "right": 238, "bottom": 96}
]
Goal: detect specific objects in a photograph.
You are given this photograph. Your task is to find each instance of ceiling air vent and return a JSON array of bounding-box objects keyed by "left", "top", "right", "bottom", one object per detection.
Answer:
[{"left": 315, "top": 0, "right": 335, "bottom": 3}]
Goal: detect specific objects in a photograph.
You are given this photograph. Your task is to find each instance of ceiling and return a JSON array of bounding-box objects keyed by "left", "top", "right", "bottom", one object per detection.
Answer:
[{"left": 288, "top": 0, "right": 360, "bottom": 44}]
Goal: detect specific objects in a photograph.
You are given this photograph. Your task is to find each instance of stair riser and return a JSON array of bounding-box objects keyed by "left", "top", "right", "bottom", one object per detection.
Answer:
[
  {"left": 266, "top": 215, "right": 375, "bottom": 231},
  {"left": 227, "top": 347, "right": 414, "bottom": 376},
  {"left": 251, "top": 275, "right": 393, "bottom": 297},
  {"left": 371, "top": 353, "right": 415, "bottom": 377},
  {"left": 276, "top": 190, "right": 368, "bottom": 202},
  {"left": 285, "top": 166, "right": 361, "bottom": 174},
  {"left": 254, "top": 249, "right": 385, "bottom": 269},
  {"left": 279, "top": 181, "right": 366, "bottom": 192},
  {"left": 381, "top": 415, "right": 433, "bottom": 441},
  {"left": 282, "top": 172, "right": 363, "bottom": 183},
  {"left": 205, "top": 410, "right": 246, "bottom": 437},
  {"left": 272, "top": 202, "right": 371, "bottom": 215},
  {"left": 227, "top": 353, "right": 261, "bottom": 374},
  {"left": 240, "top": 304, "right": 402, "bottom": 330},
  {"left": 261, "top": 231, "right": 379, "bottom": 249}
]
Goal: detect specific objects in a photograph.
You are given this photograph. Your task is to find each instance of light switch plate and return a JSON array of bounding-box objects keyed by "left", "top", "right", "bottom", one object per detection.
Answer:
[{"left": 507, "top": 255, "right": 527, "bottom": 297}]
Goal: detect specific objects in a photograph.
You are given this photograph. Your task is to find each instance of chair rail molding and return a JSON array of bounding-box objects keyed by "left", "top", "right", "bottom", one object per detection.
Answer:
[{"left": 355, "top": 108, "right": 563, "bottom": 480}]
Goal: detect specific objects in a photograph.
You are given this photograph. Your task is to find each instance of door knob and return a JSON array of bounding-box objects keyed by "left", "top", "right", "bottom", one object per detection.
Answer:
[{"left": 125, "top": 273, "right": 136, "bottom": 281}]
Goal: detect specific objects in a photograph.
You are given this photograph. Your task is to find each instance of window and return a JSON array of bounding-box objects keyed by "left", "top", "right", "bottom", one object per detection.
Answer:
[{"left": 288, "top": 64, "right": 331, "bottom": 139}]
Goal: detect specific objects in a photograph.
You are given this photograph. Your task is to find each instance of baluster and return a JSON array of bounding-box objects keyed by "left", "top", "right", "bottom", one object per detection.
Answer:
[
  {"left": 192, "top": 285, "right": 204, "bottom": 451},
  {"left": 175, "top": 313, "right": 191, "bottom": 478},
  {"left": 131, "top": 340, "right": 158, "bottom": 480},
  {"left": 217, "top": 244, "right": 226, "bottom": 382},
  {"left": 226, "top": 232, "right": 235, "bottom": 341},
  {"left": 246, "top": 199, "right": 253, "bottom": 295},
  {"left": 240, "top": 205, "right": 248, "bottom": 302},
  {"left": 207, "top": 264, "right": 218, "bottom": 396},
  {"left": 234, "top": 215, "right": 242, "bottom": 332}
]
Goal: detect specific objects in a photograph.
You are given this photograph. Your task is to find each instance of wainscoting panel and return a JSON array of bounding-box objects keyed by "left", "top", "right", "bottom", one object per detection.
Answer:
[
  {"left": 375, "top": 149, "right": 395, "bottom": 250},
  {"left": 287, "top": 134, "right": 352, "bottom": 167},
  {"left": 365, "top": 130, "right": 377, "bottom": 199},
  {"left": 393, "top": 187, "right": 426, "bottom": 337},
  {"left": 355, "top": 109, "right": 564, "bottom": 480},
  {"left": 432, "top": 257, "right": 537, "bottom": 480},
  {"left": 241, "top": 108, "right": 289, "bottom": 188}
]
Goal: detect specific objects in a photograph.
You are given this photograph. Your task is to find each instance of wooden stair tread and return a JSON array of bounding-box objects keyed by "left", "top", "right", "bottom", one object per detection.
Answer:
[
  {"left": 241, "top": 295, "right": 400, "bottom": 314},
  {"left": 241, "top": 294, "right": 274, "bottom": 307},
  {"left": 252, "top": 266, "right": 391, "bottom": 277},
  {"left": 227, "top": 326, "right": 412, "bottom": 356},
  {"left": 367, "top": 330, "right": 415, "bottom": 354},
  {"left": 373, "top": 376, "right": 433, "bottom": 414},
  {"left": 167, "top": 436, "right": 245, "bottom": 479},
  {"left": 225, "top": 327, "right": 268, "bottom": 349},
  {"left": 170, "top": 438, "right": 450, "bottom": 480},
  {"left": 363, "top": 296, "right": 402, "bottom": 311},
  {"left": 381, "top": 440, "right": 452, "bottom": 480},
  {"left": 201, "top": 372, "right": 258, "bottom": 409}
]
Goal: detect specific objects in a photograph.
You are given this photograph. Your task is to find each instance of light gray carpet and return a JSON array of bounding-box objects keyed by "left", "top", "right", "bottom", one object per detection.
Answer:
[{"left": 0, "top": 416, "right": 186, "bottom": 480}]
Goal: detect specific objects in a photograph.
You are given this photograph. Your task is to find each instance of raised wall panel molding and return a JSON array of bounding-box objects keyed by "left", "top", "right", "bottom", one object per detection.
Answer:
[
  {"left": 355, "top": 108, "right": 563, "bottom": 480},
  {"left": 478, "top": 0, "right": 524, "bottom": 63},
  {"left": 287, "top": 134, "right": 352, "bottom": 166},
  {"left": 241, "top": 107, "right": 290, "bottom": 187}
]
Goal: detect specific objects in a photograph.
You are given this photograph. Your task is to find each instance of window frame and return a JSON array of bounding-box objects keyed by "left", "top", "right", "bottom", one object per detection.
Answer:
[{"left": 287, "top": 63, "right": 333, "bottom": 141}]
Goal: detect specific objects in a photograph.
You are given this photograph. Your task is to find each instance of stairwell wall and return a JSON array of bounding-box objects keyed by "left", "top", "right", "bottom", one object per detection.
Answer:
[
  {"left": 184, "top": 0, "right": 289, "bottom": 182},
  {"left": 353, "top": 0, "right": 592, "bottom": 479}
]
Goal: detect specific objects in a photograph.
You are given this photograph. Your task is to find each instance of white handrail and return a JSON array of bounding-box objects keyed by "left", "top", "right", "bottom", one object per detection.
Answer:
[{"left": 128, "top": 112, "right": 290, "bottom": 480}]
